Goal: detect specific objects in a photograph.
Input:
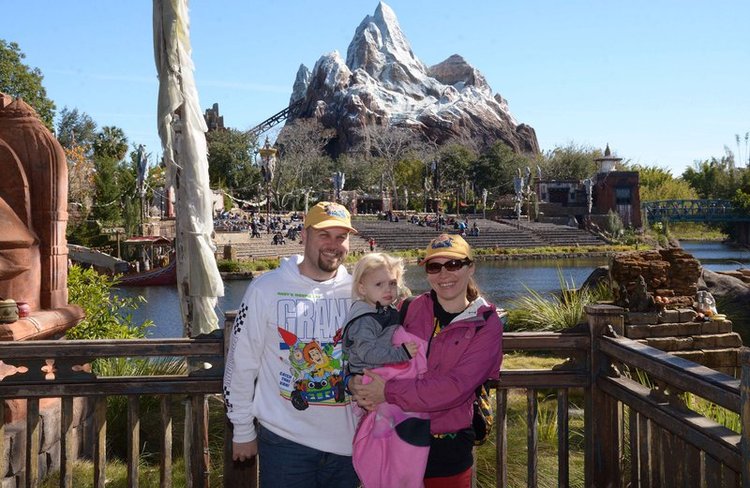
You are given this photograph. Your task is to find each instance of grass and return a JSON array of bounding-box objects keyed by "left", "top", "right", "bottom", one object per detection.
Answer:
[
  {"left": 667, "top": 222, "right": 728, "bottom": 240},
  {"left": 507, "top": 271, "right": 613, "bottom": 332},
  {"left": 475, "top": 389, "right": 586, "bottom": 488},
  {"left": 217, "top": 257, "right": 279, "bottom": 273},
  {"left": 502, "top": 352, "right": 568, "bottom": 370},
  {"left": 42, "top": 394, "right": 228, "bottom": 488}
]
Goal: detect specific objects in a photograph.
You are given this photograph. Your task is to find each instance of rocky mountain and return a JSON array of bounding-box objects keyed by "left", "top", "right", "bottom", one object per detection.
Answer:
[{"left": 285, "top": 1, "right": 539, "bottom": 156}]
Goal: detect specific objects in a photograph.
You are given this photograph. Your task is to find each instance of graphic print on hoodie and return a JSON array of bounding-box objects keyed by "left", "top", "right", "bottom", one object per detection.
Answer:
[{"left": 275, "top": 291, "right": 351, "bottom": 410}]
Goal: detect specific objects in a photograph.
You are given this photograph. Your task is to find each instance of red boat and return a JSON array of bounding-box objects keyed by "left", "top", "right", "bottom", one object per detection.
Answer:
[
  {"left": 118, "top": 236, "right": 177, "bottom": 287},
  {"left": 118, "top": 259, "right": 177, "bottom": 287}
]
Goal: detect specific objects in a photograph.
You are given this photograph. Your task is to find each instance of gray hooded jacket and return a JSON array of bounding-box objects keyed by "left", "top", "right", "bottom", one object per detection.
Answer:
[{"left": 342, "top": 300, "right": 411, "bottom": 374}]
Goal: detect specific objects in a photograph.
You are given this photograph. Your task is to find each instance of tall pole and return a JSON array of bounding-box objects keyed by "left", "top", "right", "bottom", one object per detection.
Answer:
[
  {"left": 258, "top": 137, "right": 277, "bottom": 229},
  {"left": 432, "top": 160, "right": 440, "bottom": 230}
]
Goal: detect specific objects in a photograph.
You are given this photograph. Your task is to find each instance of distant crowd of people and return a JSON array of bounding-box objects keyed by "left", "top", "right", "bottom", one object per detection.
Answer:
[
  {"left": 394, "top": 211, "right": 480, "bottom": 236},
  {"left": 215, "top": 210, "right": 304, "bottom": 245}
]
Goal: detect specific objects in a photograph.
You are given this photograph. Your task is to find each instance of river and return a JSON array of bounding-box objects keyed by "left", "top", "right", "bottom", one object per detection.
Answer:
[{"left": 116, "top": 241, "right": 750, "bottom": 338}]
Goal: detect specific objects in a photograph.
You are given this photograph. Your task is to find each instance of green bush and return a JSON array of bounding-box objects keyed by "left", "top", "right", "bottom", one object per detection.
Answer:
[
  {"left": 217, "top": 259, "right": 241, "bottom": 272},
  {"left": 66, "top": 265, "right": 152, "bottom": 340}
]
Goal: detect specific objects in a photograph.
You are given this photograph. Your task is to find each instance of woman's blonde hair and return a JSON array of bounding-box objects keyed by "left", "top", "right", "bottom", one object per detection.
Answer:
[{"left": 351, "top": 252, "right": 410, "bottom": 300}]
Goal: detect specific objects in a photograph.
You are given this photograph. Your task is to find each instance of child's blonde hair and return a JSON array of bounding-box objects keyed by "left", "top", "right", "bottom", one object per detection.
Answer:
[{"left": 351, "top": 252, "right": 410, "bottom": 301}]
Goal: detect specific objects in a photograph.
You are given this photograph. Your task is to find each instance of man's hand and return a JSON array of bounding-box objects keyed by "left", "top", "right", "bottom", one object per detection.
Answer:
[{"left": 233, "top": 440, "right": 258, "bottom": 462}]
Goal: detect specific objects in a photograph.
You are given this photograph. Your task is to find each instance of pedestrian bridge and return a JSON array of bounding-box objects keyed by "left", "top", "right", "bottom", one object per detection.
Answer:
[{"left": 642, "top": 199, "right": 750, "bottom": 223}]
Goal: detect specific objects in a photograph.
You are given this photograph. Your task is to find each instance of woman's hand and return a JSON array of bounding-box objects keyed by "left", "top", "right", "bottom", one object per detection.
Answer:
[{"left": 349, "top": 370, "right": 386, "bottom": 411}]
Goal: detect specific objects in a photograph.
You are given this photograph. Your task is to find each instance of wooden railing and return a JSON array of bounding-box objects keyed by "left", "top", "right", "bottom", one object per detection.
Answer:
[
  {"left": 0, "top": 305, "right": 747, "bottom": 487},
  {"left": 0, "top": 335, "right": 225, "bottom": 488}
]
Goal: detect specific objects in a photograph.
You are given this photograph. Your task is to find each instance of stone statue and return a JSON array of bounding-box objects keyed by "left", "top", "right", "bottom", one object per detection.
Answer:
[
  {"left": 614, "top": 282, "right": 630, "bottom": 310},
  {"left": 629, "top": 275, "right": 656, "bottom": 312},
  {"left": 0, "top": 196, "right": 36, "bottom": 281},
  {"left": 0, "top": 94, "right": 71, "bottom": 310}
]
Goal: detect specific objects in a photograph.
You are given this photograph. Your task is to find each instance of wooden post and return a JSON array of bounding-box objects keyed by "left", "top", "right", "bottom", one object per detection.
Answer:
[
  {"left": 740, "top": 347, "right": 750, "bottom": 488},
  {"left": 585, "top": 304, "right": 625, "bottom": 488},
  {"left": 127, "top": 396, "right": 140, "bottom": 488},
  {"left": 160, "top": 395, "right": 173, "bottom": 488}
]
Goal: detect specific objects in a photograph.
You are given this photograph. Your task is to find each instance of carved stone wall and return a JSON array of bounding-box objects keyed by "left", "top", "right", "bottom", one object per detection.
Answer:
[
  {"left": 0, "top": 94, "right": 85, "bottom": 486},
  {"left": 0, "top": 94, "right": 69, "bottom": 310}
]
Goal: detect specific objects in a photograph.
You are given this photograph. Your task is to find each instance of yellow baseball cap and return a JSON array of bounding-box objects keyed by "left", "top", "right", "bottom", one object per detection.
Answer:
[
  {"left": 304, "top": 202, "right": 357, "bottom": 233},
  {"left": 420, "top": 233, "right": 473, "bottom": 264}
]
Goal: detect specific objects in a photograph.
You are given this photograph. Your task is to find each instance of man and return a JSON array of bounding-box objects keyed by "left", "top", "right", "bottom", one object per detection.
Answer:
[{"left": 224, "top": 201, "right": 359, "bottom": 488}]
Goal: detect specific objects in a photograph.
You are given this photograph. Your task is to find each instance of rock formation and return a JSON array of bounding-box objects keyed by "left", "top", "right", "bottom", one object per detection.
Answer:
[
  {"left": 285, "top": 2, "right": 539, "bottom": 157},
  {"left": 610, "top": 249, "right": 702, "bottom": 309}
]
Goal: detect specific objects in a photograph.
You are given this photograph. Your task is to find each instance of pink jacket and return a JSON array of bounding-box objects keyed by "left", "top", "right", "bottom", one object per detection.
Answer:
[
  {"left": 384, "top": 292, "right": 503, "bottom": 434},
  {"left": 352, "top": 327, "right": 430, "bottom": 488}
]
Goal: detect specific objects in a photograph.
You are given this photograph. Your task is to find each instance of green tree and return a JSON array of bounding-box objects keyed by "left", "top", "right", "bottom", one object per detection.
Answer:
[
  {"left": 206, "top": 128, "right": 259, "bottom": 199},
  {"left": 276, "top": 119, "right": 337, "bottom": 204},
  {"left": 117, "top": 157, "right": 140, "bottom": 234},
  {"left": 337, "top": 153, "right": 380, "bottom": 195},
  {"left": 92, "top": 156, "right": 124, "bottom": 226},
  {"left": 395, "top": 157, "right": 428, "bottom": 211},
  {"left": 632, "top": 164, "right": 698, "bottom": 202},
  {"left": 355, "top": 124, "right": 424, "bottom": 209},
  {"left": 93, "top": 126, "right": 129, "bottom": 161},
  {"left": 436, "top": 143, "right": 476, "bottom": 212},
  {"left": 540, "top": 142, "right": 602, "bottom": 180},
  {"left": 473, "top": 141, "right": 530, "bottom": 197},
  {"left": 681, "top": 156, "right": 740, "bottom": 199},
  {"left": 733, "top": 189, "right": 750, "bottom": 213},
  {"left": 56, "top": 107, "right": 98, "bottom": 151},
  {"left": 0, "top": 40, "right": 55, "bottom": 129}
]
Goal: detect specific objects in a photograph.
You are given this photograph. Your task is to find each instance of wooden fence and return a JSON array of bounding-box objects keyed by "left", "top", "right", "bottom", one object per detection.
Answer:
[{"left": 0, "top": 304, "right": 747, "bottom": 487}]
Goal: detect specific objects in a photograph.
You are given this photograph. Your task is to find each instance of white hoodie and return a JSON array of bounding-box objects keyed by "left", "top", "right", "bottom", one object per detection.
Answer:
[{"left": 223, "top": 255, "right": 357, "bottom": 455}]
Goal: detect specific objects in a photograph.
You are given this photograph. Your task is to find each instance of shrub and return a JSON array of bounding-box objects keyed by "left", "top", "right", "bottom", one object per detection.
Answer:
[
  {"left": 217, "top": 259, "right": 241, "bottom": 272},
  {"left": 66, "top": 264, "right": 152, "bottom": 340}
]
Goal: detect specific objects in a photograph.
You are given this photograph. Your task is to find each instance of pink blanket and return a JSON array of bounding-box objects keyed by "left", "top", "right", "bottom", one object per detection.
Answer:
[{"left": 352, "top": 327, "right": 430, "bottom": 488}]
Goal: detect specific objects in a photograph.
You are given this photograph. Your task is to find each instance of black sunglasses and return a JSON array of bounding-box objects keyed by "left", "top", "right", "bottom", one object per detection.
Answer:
[{"left": 425, "top": 258, "right": 472, "bottom": 274}]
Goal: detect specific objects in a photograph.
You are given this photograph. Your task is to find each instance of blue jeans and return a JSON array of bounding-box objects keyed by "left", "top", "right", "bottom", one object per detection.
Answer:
[{"left": 257, "top": 425, "right": 359, "bottom": 488}]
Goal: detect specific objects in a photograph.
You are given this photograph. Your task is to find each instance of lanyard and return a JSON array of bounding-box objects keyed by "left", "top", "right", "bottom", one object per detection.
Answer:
[{"left": 426, "top": 317, "right": 440, "bottom": 358}]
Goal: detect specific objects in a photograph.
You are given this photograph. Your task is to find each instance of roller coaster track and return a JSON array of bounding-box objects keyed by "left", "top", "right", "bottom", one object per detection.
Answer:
[{"left": 247, "top": 100, "right": 303, "bottom": 138}]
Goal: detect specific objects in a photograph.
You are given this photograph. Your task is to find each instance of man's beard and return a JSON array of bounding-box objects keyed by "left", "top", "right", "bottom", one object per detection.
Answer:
[{"left": 317, "top": 251, "right": 343, "bottom": 273}]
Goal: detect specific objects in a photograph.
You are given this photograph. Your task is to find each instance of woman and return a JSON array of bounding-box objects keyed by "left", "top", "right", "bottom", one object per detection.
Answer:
[{"left": 351, "top": 233, "right": 503, "bottom": 487}]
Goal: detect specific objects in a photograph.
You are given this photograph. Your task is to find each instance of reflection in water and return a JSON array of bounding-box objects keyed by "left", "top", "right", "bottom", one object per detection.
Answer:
[{"left": 116, "top": 241, "right": 750, "bottom": 339}]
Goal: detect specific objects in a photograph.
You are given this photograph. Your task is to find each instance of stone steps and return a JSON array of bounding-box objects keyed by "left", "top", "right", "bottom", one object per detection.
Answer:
[
  {"left": 352, "top": 218, "right": 607, "bottom": 250},
  {"left": 624, "top": 312, "right": 741, "bottom": 375},
  {"left": 636, "top": 332, "right": 743, "bottom": 351},
  {"left": 626, "top": 319, "right": 734, "bottom": 339},
  {"left": 222, "top": 235, "right": 370, "bottom": 260}
]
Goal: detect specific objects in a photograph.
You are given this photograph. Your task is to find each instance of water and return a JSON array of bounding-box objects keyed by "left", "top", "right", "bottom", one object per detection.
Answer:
[
  {"left": 679, "top": 241, "right": 750, "bottom": 270},
  {"left": 116, "top": 241, "right": 750, "bottom": 338}
]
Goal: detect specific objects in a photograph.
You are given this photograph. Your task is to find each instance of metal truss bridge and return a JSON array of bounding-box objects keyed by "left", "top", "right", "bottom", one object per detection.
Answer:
[{"left": 642, "top": 199, "right": 750, "bottom": 223}]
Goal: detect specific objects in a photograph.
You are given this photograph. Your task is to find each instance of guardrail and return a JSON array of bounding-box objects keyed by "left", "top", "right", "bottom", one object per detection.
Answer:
[{"left": 0, "top": 305, "right": 747, "bottom": 487}]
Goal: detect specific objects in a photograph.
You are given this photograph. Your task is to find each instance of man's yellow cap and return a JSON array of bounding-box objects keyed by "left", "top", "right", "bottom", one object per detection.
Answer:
[{"left": 304, "top": 202, "right": 357, "bottom": 233}]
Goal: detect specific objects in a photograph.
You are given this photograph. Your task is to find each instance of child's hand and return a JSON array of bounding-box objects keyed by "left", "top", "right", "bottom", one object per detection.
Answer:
[{"left": 404, "top": 341, "right": 419, "bottom": 358}]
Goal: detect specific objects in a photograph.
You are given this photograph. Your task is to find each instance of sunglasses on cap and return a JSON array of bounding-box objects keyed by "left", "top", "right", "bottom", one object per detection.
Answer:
[{"left": 425, "top": 258, "right": 473, "bottom": 274}]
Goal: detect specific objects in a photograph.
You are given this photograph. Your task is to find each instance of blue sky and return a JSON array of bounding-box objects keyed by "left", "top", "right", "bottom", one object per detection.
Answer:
[{"left": 5, "top": 1, "right": 749, "bottom": 176}]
